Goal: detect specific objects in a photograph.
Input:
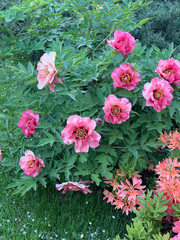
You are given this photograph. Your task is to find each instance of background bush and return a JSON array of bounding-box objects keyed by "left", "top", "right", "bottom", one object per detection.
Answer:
[{"left": 133, "top": 0, "right": 180, "bottom": 54}]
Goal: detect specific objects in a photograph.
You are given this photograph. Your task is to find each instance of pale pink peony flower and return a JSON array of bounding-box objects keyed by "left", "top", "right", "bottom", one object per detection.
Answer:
[
  {"left": 142, "top": 77, "right": 174, "bottom": 112},
  {"left": 18, "top": 110, "right": 39, "bottom": 137},
  {"left": 61, "top": 115, "right": 101, "bottom": 153},
  {"left": 107, "top": 30, "right": 136, "bottom": 55},
  {"left": 156, "top": 58, "right": 180, "bottom": 85},
  {"left": 37, "top": 52, "right": 62, "bottom": 92},
  {"left": 111, "top": 63, "right": 141, "bottom": 90},
  {"left": 19, "top": 150, "right": 45, "bottom": 177},
  {"left": 103, "top": 94, "right": 132, "bottom": 124},
  {"left": 56, "top": 180, "right": 93, "bottom": 194}
]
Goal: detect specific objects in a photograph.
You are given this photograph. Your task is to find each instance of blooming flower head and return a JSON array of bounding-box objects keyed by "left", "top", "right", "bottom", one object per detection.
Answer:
[
  {"left": 103, "top": 94, "right": 132, "bottom": 124},
  {"left": 103, "top": 171, "right": 146, "bottom": 215},
  {"left": 155, "top": 157, "right": 180, "bottom": 220},
  {"left": 142, "top": 77, "right": 174, "bottom": 112},
  {"left": 56, "top": 180, "right": 93, "bottom": 194},
  {"left": 37, "top": 52, "right": 62, "bottom": 92},
  {"left": 19, "top": 150, "right": 45, "bottom": 177},
  {"left": 18, "top": 110, "right": 39, "bottom": 137},
  {"left": 107, "top": 30, "right": 136, "bottom": 55},
  {"left": 173, "top": 220, "right": 180, "bottom": 234},
  {"left": 156, "top": 58, "right": 180, "bottom": 85},
  {"left": 111, "top": 63, "right": 141, "bottom": 90},
  {"left": 170, "top": 234, "right": 180, "bottom": 240},
  {"left": 61, "top": 115, "right": 101, "bottom": 153},
  {"left": 158, "top": 131, "right": 180, "bottom": 150}
]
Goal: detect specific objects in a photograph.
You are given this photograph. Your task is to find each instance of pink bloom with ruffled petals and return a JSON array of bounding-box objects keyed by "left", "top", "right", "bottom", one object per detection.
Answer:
[
  {"left": 18, "top": 110, "right": 39, "bottom": 137},
  {"left": 111, "top": 63, "right": 141, "bottom": 90},
  {"left": 56, "top": 180, "right": 93, "bottom": 194},
  {"left": 103, "top": 94, "right": 132, "bottom": 124},
  {"left": 173, "top": 220, "right": 180, "bottom": 234},
  {"left": 107, "top": 30, "right": 136, "bottom": 55},
  {"left": 156, "top": 58, "right": 180, "bottom": 85},
  {"left": 37, "top": 52, "right": 62, "bottom": 92},
  {"left": 142, "top": 77, "right": 174, "bottom": 112},
  {"left": 61, "top": 115, "right": 101, "bottom": 153},
  {"left": 19, "top": 150, "right": 45, "bottom": 177}
]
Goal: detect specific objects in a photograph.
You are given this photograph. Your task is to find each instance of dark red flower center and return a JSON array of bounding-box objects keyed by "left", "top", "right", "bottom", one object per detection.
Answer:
[
  {"left": 153, "top": 90, "right": 163, "bottom": 100},
  {"left": 121, "top": 73, "right": 131, "bottom": 83},
  {"left": 111, "top": 105, "right": 121, "bottom": 116},
  {"left": 29, "top": 160, "right": 35, "bottom": 168},
  {"left": 163, "top": 68, "right": 174, "bottom": 75},
  {"left": 75, "top": 128, "right": 87, "bottom": 139}
]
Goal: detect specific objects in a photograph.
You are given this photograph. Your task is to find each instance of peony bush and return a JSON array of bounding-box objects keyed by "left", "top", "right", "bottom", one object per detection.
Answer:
[{"left": 0, "top": 0, "right": 180, "bottom": 237}]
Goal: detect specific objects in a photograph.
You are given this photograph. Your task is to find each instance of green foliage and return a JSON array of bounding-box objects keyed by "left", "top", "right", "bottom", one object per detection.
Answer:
[
  {"left": 133, "top": 0, "right": 180, "bottom": 54},
  {"left": 172, "top": 203, "right": 180, "bottom": 218},
  {"left": 133, "top": 190, "right": 169, "bottom": 232},
  {"left": 114, "top": 221, "right": 170, "bottom": 240}
]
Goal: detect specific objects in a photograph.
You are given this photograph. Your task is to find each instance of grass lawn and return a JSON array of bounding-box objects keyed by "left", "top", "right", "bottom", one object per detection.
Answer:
[{"left": 0, "top": 165, "right": 132, "bottom": 240}]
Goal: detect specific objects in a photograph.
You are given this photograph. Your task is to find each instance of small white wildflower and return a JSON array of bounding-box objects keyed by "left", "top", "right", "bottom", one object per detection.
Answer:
[
  {"left": 7, "top": 220, "right": 10, "bottom": 223},
  {"left": 15, "top": 218, "right": 17, "bottom": 221},
  {"left": 27, "top": 212, "right": 29, "bottom": 215},
  {"left": 112, "top": 215, "right": 115, "bottom": 219},
  {"left": 90, "top": 233, "right": 94, "bottom": 237},
  {"left": 32, "top": 219, "right": 35, "bottom": 222},
  {"left": 45, "top": 217, "right": 47, "bottom": 220},
  {"left": 23, "top": 231, "right": 27, "bottom": 235},
  {"left": 0, "top": 224, "right": 2, "bottom": 227},
  {"left": 13, "top": 201, "right": 15, "bottom": 204},
  {"left": 55, "top": 235, "right": 58, "bottom": 238},
  {"left": 80, "top": 234, "right": 84, "bottom": 238},
  {"left": 23, "top": 225, "right": 26, "bottom": 228},
  {"left": 89, "top": 222, "right": 92, "bottom": 225},
  {"left": 20, "top": 229, "right": 23, "bottom": 232},
  {"left": 86, "top": 201, "right": 88, "bottom": 204},
  {"left": 102, "top": 230, "right": 105, "bottom": 233},
  {"left": 34, "top": 229, "right": 37, "bottom": 233},
  {"left": 48, "top": 224, "right": 51, "bottom": 227}
]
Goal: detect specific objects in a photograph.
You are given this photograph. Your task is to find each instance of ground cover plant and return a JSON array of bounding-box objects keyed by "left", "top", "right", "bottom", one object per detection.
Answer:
[{"left": 0, "top": 0, "right": 180, "bottom": 239}]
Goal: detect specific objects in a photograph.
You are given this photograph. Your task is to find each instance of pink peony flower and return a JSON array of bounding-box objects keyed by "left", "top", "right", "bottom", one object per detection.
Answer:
[
  {"left": 170, "top": 234, "right": 180, "bottom": 240},
  {"left": 103, "top": 94, "right": 132, "bottom": 124},
  {"left": 156, "top": 58, "right": 180, "bottom": 85},
  {"left": 142, "top": 77, "right": 174, "bottom": 112},
  {"left": 19, "top": 150, "right": 45, "bottom": 177},
  {"left": 111, "top": 63, "right": 141, "bottom": 90},
  {"left": 61, "top": 115, "right": 101, "bottom": 153},
  {"left": 18, "top": 110, "right": 39, "bottom": 137},
  {"left": 173, "top": 220, "right": 180, "bottom": 234},
  {"left": 37, "top": 52, "right": 62, "bottom": 92},
  {"left": 56, "top": 180, "right": 93, "bottom": 194},
  {"left": 107, "top": 30, "right": 136, "bottom": 55}
]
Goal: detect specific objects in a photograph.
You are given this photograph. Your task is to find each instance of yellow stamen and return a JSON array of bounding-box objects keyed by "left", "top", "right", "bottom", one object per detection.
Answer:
[
  {"left": 163, "top": 69, "right": 174, "bottom": 75},
  {"left": 29, "top": 160, "right": 35, "bottom": 168},
  {"left": 121, "top": 73, "right": 131, "bottom": 83},
  {"left": 76, "top": 128, "right": 87, "bottom": 139},
  {"left": 153, "top": 90, "right": 163, "bottom": 100},
  {"left": 111, "top": 106, "right": 121, "bottom": 116}
]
